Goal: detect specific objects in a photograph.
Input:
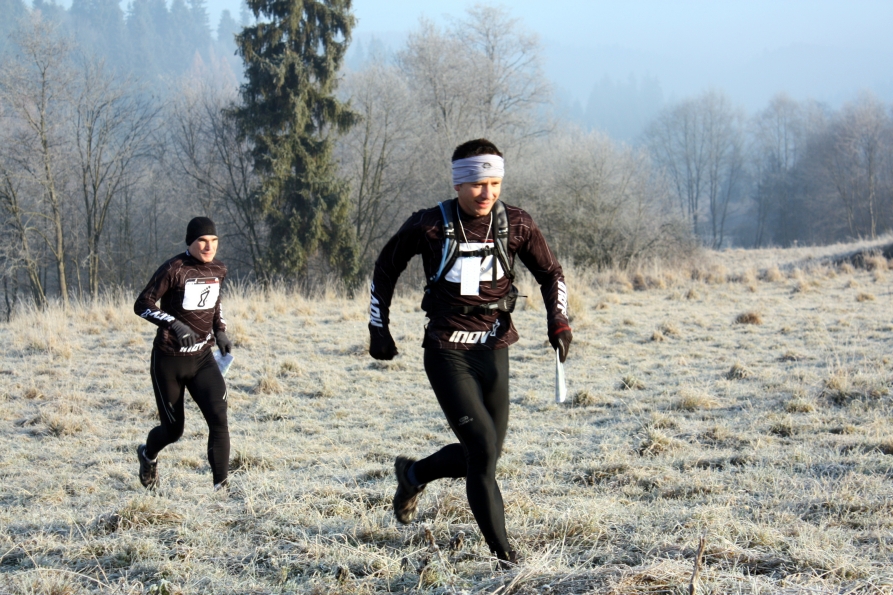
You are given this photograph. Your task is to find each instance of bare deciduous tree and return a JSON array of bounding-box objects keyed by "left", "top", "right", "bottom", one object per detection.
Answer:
[
  {"left": 511, "top": 127, "right": 691, "bottom": 268},
  {"left": 824, "top": 92, "right": 892, "bottom": 239},
  {"left": 339, "top": 61, "right": 418, "bottom": 272},
  {"left": 167, "top": 82, "right": 266, "bottom": 279},
  {"left": 644, "top": 90, "right": 747, "bottom": 248},
  {"left": 750, "top": 93, "right": 804, "bottom": 246},
  {"left": 1, "top": 16, "right": 75, "bottom": 307},
  {"left": 73, "top": 59, "right": 160, "bottom": 297},
  {"left": 397, "top": 4, "right": 551, "bottom": 173}
]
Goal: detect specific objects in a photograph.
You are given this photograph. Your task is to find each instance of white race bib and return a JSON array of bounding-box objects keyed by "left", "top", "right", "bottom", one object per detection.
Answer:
[
  {"left": 460, "top": 257, "right": 482, "bottom": 295},
  {"left": 183, "top": 278, "right": 220, "bottom": 311},
  {"left": 446, "top": 243, "right": 505, "bottom": 295}
]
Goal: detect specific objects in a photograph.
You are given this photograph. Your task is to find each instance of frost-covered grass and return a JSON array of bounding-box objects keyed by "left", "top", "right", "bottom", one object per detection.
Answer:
[{"left": 1, "top": 241, "right": 893, "bottom": 594}]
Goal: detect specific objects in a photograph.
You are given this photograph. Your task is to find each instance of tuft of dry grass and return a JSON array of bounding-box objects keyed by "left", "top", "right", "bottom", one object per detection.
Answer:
[
  {"left": 856, "top": 292, "right": 876, "bottom": 302},
  {"left": 620, "top": 374, "right": 646, "bottom": 390},
  {"left": 863, "top": 254, "right": 888, "bottom": 271},
  {"left": 279, "top": 358, "right": 304, "bottom": 377},
  {"left": 659, "top": 322, "right": 681, "bottom": 337},
  {"left": 785, "top": 397, "right": 815, "bottom": 413},
  {"left": 674, "top": 388, "right": 718, "bottom": 411},
  {"left": 571, "top": 389, "right": 599, "bottom": 407},
  {"left": 734, "top": 311, "right": 763, "bottom": 325},
  {"left": 254, "top": 375, "right": 283, "bottom": 394},
  {"left": 763, "top": 265, "right": 785, "bottom": 282},
  {"left": 637, "top": 428, "right": 682, "bottom": 456},
  {"left": 778, "top": 350, "right": 803, "bottom": 362},
  {"left": 725, "top": 362, "right": 751, "bottom": 380}
]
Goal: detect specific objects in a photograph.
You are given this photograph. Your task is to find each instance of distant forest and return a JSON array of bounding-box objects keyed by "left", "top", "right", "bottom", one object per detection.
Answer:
[
  {"left": 1, "top": 1, "right": 893, "bottom": 315},
  {"left": 0, "top": 0, "right": 242, "bottom": 85}
]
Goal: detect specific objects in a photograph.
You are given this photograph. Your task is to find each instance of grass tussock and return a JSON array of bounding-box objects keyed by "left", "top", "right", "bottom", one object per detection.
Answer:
[
  {"left": 863, "top": 254, "right": 888, "bottom": 271},
  {"left": 763, "top": 265, "right": 785, "bottom": 282},
  {"left": 734, "top": 311, "right": 763, "bottom": 325},
  {"left": 619, "top": 374, "right": 646, "bottom": 390},
  {"left": 571, "top": 389, "right": 600, "bottom": 407},
  {"left": 725, "top": 362, "right": 751, "bottom": 380},
  {"left": 785, "top": 397, "right": 816, "bottom": 413},
  {"left": 637, "top": 428, "right": 683, "bottom": 456},
  {"left": 116, "top": 498, "right": 184, "bottom": 529},
  {"left": 778, "top": 350, "right": 803, "bottom": 362},
  {"left": 674, "top": 388, "right": 717, "bottom": 411},
  {"left": 254, "top": 375, "right": 283, "bottom": 394}
]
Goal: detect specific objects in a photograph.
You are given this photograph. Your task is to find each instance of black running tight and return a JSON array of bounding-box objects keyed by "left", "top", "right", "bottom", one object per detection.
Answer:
[
  {"left": 412, "top": 347, "right": 511, "bottom": 556},
  {"left": 145, "top": 348, "right": 229, "bottom": 485}
]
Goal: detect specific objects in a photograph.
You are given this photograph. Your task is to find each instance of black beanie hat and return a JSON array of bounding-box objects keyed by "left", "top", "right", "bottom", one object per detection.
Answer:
[{"left": 185, "top": 217, "right": 217, "bottom": 245}]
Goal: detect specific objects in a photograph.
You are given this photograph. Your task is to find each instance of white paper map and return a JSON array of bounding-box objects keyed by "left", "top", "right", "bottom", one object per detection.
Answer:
[{"left": 555, "top": 348, "right": 567, "bottom": 403}]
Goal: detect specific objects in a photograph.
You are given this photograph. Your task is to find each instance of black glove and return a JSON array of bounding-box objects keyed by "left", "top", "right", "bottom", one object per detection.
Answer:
[
  {"left": 369, "top": 324, "right": 398, "bottom": 360},
  {"left": 549, "top": 325, "right": 572, "bottom": 363},
  {"left": 215, "top": 330, "right": 232, "bottom": 355},
  {"left": 170, "top": 319, "right": 196, "bottom": 349}
]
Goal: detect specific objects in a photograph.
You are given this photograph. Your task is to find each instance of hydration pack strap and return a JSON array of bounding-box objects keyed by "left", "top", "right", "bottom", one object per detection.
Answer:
[{"left": 430, "top": 200, "right": 458, "bottom": 284}]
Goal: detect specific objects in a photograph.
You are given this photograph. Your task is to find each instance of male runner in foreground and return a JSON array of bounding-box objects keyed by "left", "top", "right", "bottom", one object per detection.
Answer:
[
  {"left": 368, "top": 139, "right": 572, "bottom": 566},
  {"left": 134, "top": 216, "right": 233, "bottom": 490}
]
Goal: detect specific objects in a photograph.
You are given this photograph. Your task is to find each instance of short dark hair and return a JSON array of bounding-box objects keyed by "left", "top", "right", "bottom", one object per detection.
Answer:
[{"left": 452, "top": 138, "right": 503, "bottom": 161}]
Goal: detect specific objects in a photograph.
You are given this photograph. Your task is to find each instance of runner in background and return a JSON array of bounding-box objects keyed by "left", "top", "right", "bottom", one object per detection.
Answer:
[
  {"left": 368, "top": 139, "right": 572, "bottom": 567},
  {"left": 134, "top": 217, "right": 233, "bottom": 490}
]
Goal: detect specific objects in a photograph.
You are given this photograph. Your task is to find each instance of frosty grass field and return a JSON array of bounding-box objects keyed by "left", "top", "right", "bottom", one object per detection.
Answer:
[{"left": 1, "top": 239, "right": 893, "bottom": 594}]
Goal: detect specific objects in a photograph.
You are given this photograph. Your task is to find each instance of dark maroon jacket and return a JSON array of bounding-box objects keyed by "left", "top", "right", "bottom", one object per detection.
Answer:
[
  {"left": 370, "top": 200, "right": 569, "bottom": 350},
  {"left": 134, "top": 252, "right": 228, "bottom": 356}
]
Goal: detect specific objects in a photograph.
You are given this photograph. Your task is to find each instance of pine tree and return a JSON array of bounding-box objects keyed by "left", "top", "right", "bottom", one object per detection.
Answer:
[
  {"left": 69, "top": 0, "right": 126, "bottom": 69},
  {"left": 186, "top": 0, "right": 211, "bottom": 49},
  {"left": 216, "top": 9, "right": 239, "bottom": 45},
  {"left": 126, "top": 0, "right": 169, "bottom": 79},
  {"left": 232, "top": 0, "right": 359, "bottom": 283}
]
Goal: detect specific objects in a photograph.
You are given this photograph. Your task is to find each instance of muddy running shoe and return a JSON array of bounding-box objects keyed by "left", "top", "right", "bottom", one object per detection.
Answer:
[
  {"left": 393, "top": 456, "right": 425, "bottom": 524},
  {"left": 137, "top": 444, "right": 158, "bottom": 489}
]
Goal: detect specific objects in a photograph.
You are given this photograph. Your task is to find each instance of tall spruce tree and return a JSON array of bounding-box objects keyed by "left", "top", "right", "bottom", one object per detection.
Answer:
[{"left": 233, "top": 0, "right": 359, "bottom": 283}]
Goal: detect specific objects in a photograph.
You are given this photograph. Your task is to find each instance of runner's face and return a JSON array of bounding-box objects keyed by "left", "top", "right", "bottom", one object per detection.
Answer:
[
  {"left": 454, "top": 177, "right": 502, "bottom": 217},
  {"left": 189, "top": 235, "right": 218, "bottom": 263}
]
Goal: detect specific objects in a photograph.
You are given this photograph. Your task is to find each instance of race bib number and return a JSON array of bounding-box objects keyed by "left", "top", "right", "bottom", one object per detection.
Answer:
[{"left": 183, "top": 278, "right": 220, "bottom": 310}]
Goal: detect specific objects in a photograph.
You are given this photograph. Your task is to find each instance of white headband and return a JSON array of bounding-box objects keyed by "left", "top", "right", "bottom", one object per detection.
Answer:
[{"left": 451, "top": 155, "right": 505, "bottom": 185}]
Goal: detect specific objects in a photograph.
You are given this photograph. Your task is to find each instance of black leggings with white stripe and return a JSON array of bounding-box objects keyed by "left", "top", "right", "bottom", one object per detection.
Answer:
[
  {"left": 145, "top": 347, "right": 229, "bottom": 485},
  {"left": 412, "top": 347, "right": 512, "bottom": 557}
]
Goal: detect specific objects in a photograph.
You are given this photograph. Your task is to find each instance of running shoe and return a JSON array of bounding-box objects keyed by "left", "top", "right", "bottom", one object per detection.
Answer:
[
  {"left": 497, "top": 550, "right": 519, "bottom": 570},
  {"left": 137, "top": 444, "right": 158, "bottom": 488},
  {"left": 393, "top": 456, "right": 425, "bottom": 524}
]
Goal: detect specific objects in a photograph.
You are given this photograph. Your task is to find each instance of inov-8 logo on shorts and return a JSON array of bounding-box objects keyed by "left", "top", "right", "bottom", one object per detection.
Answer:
[
  {"left": 448, "top": 320, "right": 500, "bottom": 345},
  {"left": 183, "top": 278, "right": 220, "bottom": 310}
]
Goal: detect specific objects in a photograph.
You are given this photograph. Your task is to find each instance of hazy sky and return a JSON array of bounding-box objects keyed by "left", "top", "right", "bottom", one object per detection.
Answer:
[
  {"left": 230, "top": 0, "right": 893, "bottom": 111},
  {"left": 74, "top": 0, "right": 893, "bottom": 111}
]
